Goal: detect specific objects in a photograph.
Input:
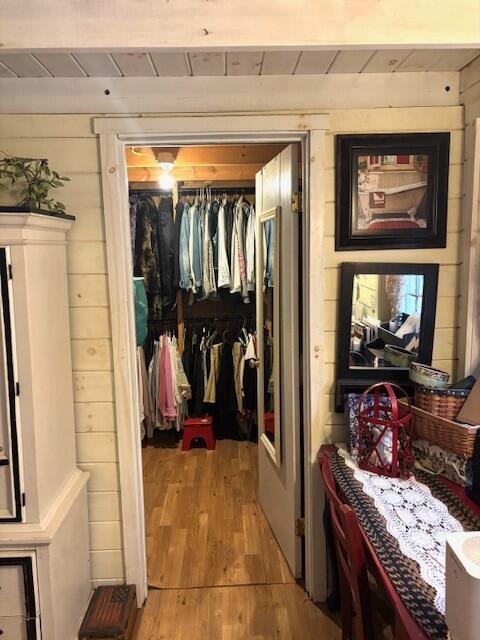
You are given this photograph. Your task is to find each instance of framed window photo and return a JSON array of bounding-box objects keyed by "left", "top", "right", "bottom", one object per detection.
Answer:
[{"left": 335, "top": 133, "right": 450, "bottom": 251}]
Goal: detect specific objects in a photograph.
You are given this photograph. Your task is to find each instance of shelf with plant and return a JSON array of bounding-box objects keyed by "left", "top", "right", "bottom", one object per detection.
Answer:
[{"left": 0, "top": 153, "right": 70, "bottom": 214}]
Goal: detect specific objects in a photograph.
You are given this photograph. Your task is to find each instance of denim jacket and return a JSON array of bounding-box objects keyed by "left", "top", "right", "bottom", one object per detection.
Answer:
[{"left": 179, "top": 204, "right": 192, "bottom": 290}]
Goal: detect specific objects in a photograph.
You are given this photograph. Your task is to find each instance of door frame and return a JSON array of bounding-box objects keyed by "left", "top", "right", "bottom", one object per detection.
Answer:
[{"left": 94, "top": 113, "right": 329, "bottom": 605}]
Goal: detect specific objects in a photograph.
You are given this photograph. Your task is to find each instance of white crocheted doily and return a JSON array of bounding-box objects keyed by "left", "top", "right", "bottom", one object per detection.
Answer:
[{"left": 337, "top": 446, "right": 463, "bottom": 614}]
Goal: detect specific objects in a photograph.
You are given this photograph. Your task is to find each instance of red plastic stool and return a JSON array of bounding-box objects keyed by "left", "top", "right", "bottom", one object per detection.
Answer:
[{"left": 182, "top": 416, "right": 216, "bottom": 451}]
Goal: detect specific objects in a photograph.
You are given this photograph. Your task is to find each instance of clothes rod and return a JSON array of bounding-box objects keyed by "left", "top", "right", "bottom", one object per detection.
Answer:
[{"left": 129, "top": 186, "right": 256, "bottom": 196}]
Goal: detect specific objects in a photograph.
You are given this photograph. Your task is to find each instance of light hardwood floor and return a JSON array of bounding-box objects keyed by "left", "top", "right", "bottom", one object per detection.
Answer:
[{"left": 135, "top": 439, "right": 340, "bottom": 639}]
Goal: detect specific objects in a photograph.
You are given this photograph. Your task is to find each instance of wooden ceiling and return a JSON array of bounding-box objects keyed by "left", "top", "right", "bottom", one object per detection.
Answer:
[
  {"left": 0, "top": 49, "right": 478, "bottom": 78},
  {"left": 126, "top": 144, "right": 286, "bottom": 184}
]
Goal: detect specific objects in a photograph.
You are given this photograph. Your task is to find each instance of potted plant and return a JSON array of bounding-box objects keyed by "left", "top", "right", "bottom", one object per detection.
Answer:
[{"left": 0, "top": 154, "right": 70, "bottom": 214}]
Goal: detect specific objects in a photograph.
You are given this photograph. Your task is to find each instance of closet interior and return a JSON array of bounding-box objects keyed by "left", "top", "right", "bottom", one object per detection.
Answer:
[
  {"left": 129, "top": 144, "right": 285, "bottom": 447},
  {"left": 127, "top": 141, "right": 302, "bottom": 590}
]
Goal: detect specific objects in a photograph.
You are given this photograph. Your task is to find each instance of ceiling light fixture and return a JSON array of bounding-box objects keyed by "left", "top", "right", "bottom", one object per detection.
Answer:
[{"left": 157, "top": 161, "right": 175, "bottom": 191}]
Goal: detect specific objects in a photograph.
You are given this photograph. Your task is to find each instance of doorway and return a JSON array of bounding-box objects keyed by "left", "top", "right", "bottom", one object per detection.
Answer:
[
  {"left": 127, "top": 142, "right": 302, "bottom": 592},
  {"left": 94, "top": 113, "right": 330, "bottom": 606}
]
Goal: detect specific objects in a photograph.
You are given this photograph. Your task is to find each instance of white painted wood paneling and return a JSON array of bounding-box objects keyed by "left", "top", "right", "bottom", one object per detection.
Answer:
[
  {"left": 0, "top": 114, "right": 94, "bottom": 137},
  {"left": 71, "top": 339, "right": 113, "bottom": 372},
  {"left": 90, "top": 550, "right": 124, "bottom": 580},
  {"left": 75, "top": 402, "right": 116, "bottom": 432},
  {"left": 111, "top": 53, "right": 156, "bottom": 77},
  {"left": 73, "top": 372, "right": 114, "bottom": 403},
  {"left": 0, "top": 48, "right": 477, "bottom": 78},
  {"left": 0, "top": 53, "right": 51, "bottom": 77},
  {"left": 34, "top": 53, "right": 86, "bottom": 77},
  {"left": 3, "top": 2, "right": 479, "bottom": 50},
  {"left": 188, "top": 51, "right": 224, "bottom": 76},
  {"left": 226, "top": 51, "right": 263, "bottom": 76},
  {"left": 461, "top": 55, "right": 480, "bottom": 93},
  {"left": 72, "top": 53, "right": 122, "bottom": 77},
  {"left": 294, "top": 51, "right": 336, "bottom": 74},
  {"left": 70, "top": 307, "right": 111, "bottom": 340},
  {"left": 328, "top": 50, "right": 374, "bottom": 74},
  {"left": 427, "top": 49, "right": 480, "bottom": 72},
  {"left": 88, "top": 492, "right": 121, "bottom": 522},
  {"left": 0, "top": 137, "right": 99, "bottom": 172},
  {"left": 76, "top": 433, "right": 117, "bottom": 463},
  {"left": 81, "top": 463, "right": 119, "bottom": 492},
  {"left": 68, "top": 274, "right": 109, "bottom": 307},
  {"left": 261, "top": 51, "right": 299, "bottom": 75},
  {"left": 68, "top": 208, "right": 106, "bottom": 242},
  {"left": 150, "top": 52, "right": 190, "bottom": 76},
  {"left": 361, "top": 49, "right": 411, "bottom": 73},
  {"left": 67, "top": 242, "right": 107, "bottom": 274},
  {"left": 0, "top": 73, "right": 459, "bottom": 114},
  {"left": 89, "top": 521, "right": 122, "bottom": 550},
  {"left": 397, "top": 49, "right": 480, "bottom": 72},
  {"left": 0, "top": 61, "right": 15, "bottom": 78}
]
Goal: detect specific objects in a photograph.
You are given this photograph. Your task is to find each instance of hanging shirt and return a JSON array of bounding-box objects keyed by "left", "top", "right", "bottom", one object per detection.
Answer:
[
  {"left": 242, "top": 334, "right": 258, "bottom": 412},
  {"left": 245, "top": 205, "right": 256, "bottom": 291},
  {"left": 217, "top": 198, "right": 231, "bottom": 289},
  {"left": 202, "top": 202, "right": 217, "bottom": 297},
  {"left": 232, "top": 341, "right": 245, "bottom": 412},
  {"left": 204, "top": 343, "right": 222, "bottom": 404},
  {"left": 188, "top": 202, "right": 202, "bottom": 292},
  {"left": 264, "top": 219, "right": 275, "bottom": 288},
  {"left": 236, "top": 200, "right": 250, "bottom": 303},
  {"left": 179, "top": 204, "right": 192, "bottom": 290}
]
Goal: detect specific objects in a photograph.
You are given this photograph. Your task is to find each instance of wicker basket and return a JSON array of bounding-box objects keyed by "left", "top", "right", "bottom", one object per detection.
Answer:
[
  {"left": 414, "top": 387, "right": 468, "bottom": 420},
  {"left": 400, "top": 400, "right": 479, "bottom": 457}
]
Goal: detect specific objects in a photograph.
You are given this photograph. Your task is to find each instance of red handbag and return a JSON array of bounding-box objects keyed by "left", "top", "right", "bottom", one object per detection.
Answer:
[{"left": 357, "top": 382, "right": 414, "bottom": 478}]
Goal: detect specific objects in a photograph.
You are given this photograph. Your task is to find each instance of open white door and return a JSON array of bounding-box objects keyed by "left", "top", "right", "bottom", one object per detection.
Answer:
[{"left": 255, "top": 144, "right": 301, "bottom": 577}]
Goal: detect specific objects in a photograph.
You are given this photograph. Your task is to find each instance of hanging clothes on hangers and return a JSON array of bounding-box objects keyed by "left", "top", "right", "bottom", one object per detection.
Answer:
[
  {"left": 217, "top": 197, "right": 231, "bottom": 289},
  {"left": 146, "top": 332, "right": 191, "bottom": 434},
  {"left": 202, "top": 196, "right": 217, "bottom": 298},
  {"left": 132, "top": 193, "right": 162, "bottom": 319},
  {"left": 158, "top": 195, "right": 177, "bottom": 311}
]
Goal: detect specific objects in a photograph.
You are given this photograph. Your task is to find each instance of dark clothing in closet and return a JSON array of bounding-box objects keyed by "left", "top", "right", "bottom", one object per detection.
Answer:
[
  {"left": 192, "top": 341, "right": 206, "bottom": 417},
  {"left": 243, "top": 356, "right": 257, "bottom": 412},
  {"left": 173, "top": 201, "right": 184, "bottom": 288},
  {"left": 133, "top": 194, "right": 162, "bottom": 320},
  {"left": 158, "top": 196, "right": 176, "bottom": 311},
  {"left": 216, "top": 341, "right": 238, "bottom": 414},
  {"left": 225, "top": 201, "right": 234, "bottom": 267}
]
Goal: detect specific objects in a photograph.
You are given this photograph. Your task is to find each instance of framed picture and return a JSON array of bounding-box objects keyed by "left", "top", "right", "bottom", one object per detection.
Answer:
[{"left": 335, "top": 133, "right": 450, "bottom": 250}]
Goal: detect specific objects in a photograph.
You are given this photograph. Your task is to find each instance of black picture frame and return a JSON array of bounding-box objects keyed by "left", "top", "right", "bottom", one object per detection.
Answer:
[
  {"left": 335, "top": 133, "right": 450, "bottom": 250},
  {"left": 335, "top": 262, "right": 439, "bottom": 411}
]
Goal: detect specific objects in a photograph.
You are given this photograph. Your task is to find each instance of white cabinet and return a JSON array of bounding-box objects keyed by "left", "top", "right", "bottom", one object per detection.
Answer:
[
  {"left": 0, "top": 554, "right": 39, "bottom": 639},
  {"left": 0, "top": 248, "right": 21, "bottom": 522},
  {"left": 0, "top": 211, "right": 91, "bottom": 640}
]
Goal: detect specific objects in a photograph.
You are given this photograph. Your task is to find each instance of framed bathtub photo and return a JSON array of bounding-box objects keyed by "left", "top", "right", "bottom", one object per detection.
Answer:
[{"left": 335, "top": 133, "right": 450, "bottom": 251}]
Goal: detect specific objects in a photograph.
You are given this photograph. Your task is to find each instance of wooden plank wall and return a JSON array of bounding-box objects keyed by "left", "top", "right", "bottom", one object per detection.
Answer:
[
  {"left": 459, "top": 57, "right": 480, "bottom": 376},
  {"left": 0, "top": 115, "right": 123, "bottom": 587},
  {"left": 0, "top": 104, "right": 464, "bottom": 585},
  {"left": 322, "top": 106, "right": 463, "bottom": 445}
]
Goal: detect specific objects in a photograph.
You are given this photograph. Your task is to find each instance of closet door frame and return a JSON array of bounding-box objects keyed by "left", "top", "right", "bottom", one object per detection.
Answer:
[{"left": 94, "top": 114, "right": 329, "bottom": 606}]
